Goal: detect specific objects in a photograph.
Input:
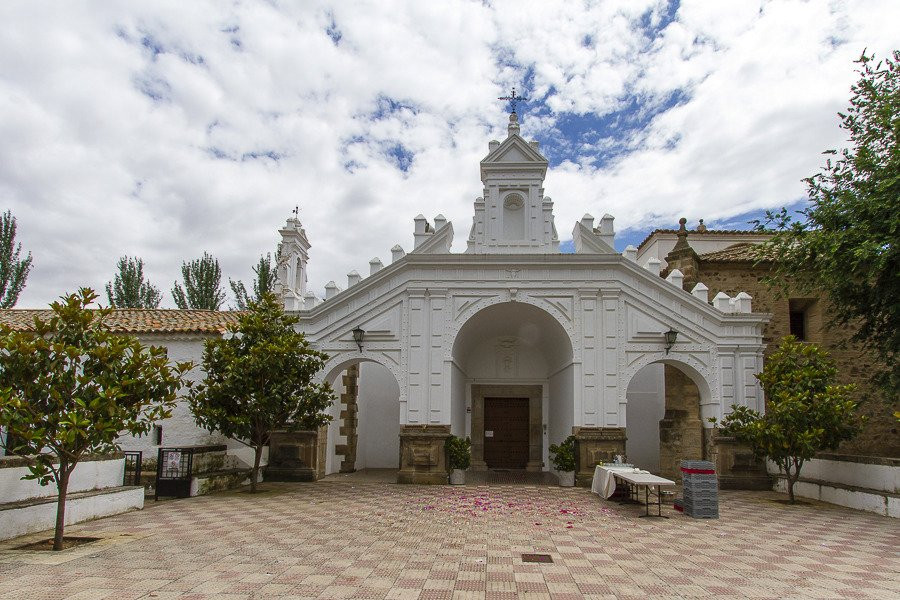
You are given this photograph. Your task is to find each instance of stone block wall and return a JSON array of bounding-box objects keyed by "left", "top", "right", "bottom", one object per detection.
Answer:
[
  {"left": 697, "top": 260, "right": 898, "bottom": 458},
  {"left": 335, "top": 365, "right": 359, "bottom": 473},
  {"left": 658, "top": 365, "right": 703, "bottom": 481}
]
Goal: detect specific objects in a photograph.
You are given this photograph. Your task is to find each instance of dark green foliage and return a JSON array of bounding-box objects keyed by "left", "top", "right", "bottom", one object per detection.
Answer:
[
  {"left": 445, "top": 435, "right": 471, "bottom": 470},
  {"left": 0, "top": 288, "right": 192, "bottom": 549},
  {"left": 717, "top": 336, "right": 862, "bottom": 503},
  {"left": 172, "top": 252, "right": 225, "bottom": 310},
  {"left": 0, "top": 210, "right": 33, "bottom": 308},
  {"left": 549, "top": 435, "right": 576, "bottom": 472},
  {"left": 188, "top": 293, "right": 334, "bottom": 491},
  {"left": 105, "top": 255, "right": 162, "bottom": 308},
  {"left": 755, "top": 51, "right": 900, "bottom": 395},
  {"left": 229, "top": 253, "right": 277, "bottom": 310}
]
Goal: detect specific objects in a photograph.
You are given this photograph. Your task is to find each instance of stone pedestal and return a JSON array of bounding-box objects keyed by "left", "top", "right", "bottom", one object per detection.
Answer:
[
  {"left": 397, "top": 425, "right": 451, "bottom": 484},
  {"left": 266, "top": 430, "right": 320, "bottom": 482},
  {"left": 573, "top": 427, "right": 626, "bottom": 487},
  {"left": 705, "top": 429, "right": 771, "bottom": 490}
]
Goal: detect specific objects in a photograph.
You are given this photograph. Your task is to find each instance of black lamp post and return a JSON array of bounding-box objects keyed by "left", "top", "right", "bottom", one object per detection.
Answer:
[
  {"left": 352, "top": 326, "right": 365, "bottom": 352},
  {"left": 664, "top": 329, "right": 679, "bottom": 354}
]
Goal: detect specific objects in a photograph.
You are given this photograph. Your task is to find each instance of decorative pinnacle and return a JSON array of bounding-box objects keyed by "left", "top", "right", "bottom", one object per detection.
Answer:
[
  {"left": 498, "top": 87, "right": 527, "bottom": 114},
  {"left": 292, "top": 205, "right": 299, "bottom": 218}
]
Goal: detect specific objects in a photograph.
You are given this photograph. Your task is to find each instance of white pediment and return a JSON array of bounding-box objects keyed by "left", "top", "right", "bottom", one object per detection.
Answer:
[{"left": 481, "top": 135, "right": 547, "bottom": 166}]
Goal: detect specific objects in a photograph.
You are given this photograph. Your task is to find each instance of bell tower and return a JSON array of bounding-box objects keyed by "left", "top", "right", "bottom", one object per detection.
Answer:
[
  {"left": 276, "top": 211, "right": 311, "bottom": 311},
  {"left": 467, "top": 112, "right": 559, "bottom": 253}
]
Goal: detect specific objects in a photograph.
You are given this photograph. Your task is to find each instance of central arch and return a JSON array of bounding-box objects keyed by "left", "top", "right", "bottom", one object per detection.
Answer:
[{"left": 450, "top": 301, "right": 574, "bottom": 472}]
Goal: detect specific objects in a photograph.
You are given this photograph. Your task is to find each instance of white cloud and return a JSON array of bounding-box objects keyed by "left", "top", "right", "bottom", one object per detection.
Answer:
[{"left": 0, "top": 0, "right": 897, "bottom": 307}]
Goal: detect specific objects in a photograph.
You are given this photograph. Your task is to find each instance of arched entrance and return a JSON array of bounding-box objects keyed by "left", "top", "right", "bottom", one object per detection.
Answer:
[
  {"left": 625, "top": 360, "right": 710, "bottom": 479},
  {"left": 450, "top": 301, "right": 574, "bottom": 472},
  {"left": 321, "top": 358, "right": 401, "bottom": 476}
]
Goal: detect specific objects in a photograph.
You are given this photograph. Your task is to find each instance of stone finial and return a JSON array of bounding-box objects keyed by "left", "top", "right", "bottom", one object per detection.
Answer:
[
  {"left": 691, "top": 282, "right": 709, "bottom": 303},
  {"left": 489, "top": 140, "right": 500, "bottom": 152},
  {"left": 433, "top": 214, "right": 447, "bottom": 230},
  {"left": 598, "top": 214, "right": 615, "bottom": 248},
  {"left": 507, "top": 112, "right": 520, "bottom": 137},
  {"left": 303, "top": 292, "right": 317, "bottom": 311},
  {"left": 734, "top": 291, "right": 752, "bottom": 313},
  {"left": 391, "top": 244, "right": 405, "bottom": 263},
  {"left": 622, "top": 245, "right": 637, "bottom": 262},
  {"left": 697, "top": 219, "right": 707, "bottom": 232},
  {"left": 712, "top": 291, "right": 732, "bottom": 311},
  {"left": 325, "top": 281, "right": 340, "bottom": 300},
  {"left": 672, "top": 217, "right": 690, "bottom": 251},
  {"left": 413, "top": 214, "right": 428, "bottom": 234},
  {"left": 347, "top": 270, "right": 361, "bottom": 287},
  {"left": 666, "top": 268, "right": 684, "bottom": 289},
  {"left": 581, "top": 213, "right": 594, "bottom": 229},
  {"left": 646, "top": 257, "right": 662, "bottom": 276},
  {"left": 369, "top": 257, "right": 383, "bottom": 275}
]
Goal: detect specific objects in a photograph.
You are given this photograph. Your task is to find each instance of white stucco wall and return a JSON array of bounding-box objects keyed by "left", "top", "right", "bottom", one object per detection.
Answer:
[
  {"left": 1, "top": 487, "right": 143, "bottom": 542},
  {"left": 450, "top": 363, "right": 467, "bottom": 437},
  {"left": 356, "top": 362, "right": 400, "bottom": 469},
  {"left": 116, "top": 336, "right": 228, "bottom": 461},
  {"left": 548, "top": 365, "right": 574, "bottom": 448},
  {"left": 625, "top": 364, "right": 666, "bottom": 471},
  {"left": 0, "top": 456, "right": 125, "bottom": 504}
]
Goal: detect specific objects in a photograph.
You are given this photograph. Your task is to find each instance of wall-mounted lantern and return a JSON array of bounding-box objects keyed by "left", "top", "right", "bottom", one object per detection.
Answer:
[
  {"left": 352, "top": 326, "right": 365, "bottom": 352},
  {"left": 664, "top": 329, "right": 679, "bottom": 354}
]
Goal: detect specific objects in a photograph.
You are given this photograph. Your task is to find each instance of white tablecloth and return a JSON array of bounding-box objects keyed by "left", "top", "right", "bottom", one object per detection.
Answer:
[{"left": 591, "top": 465, "right": 639, "bottom": 499}]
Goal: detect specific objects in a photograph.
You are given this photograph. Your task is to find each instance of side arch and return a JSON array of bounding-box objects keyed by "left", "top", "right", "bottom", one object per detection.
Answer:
[{"left": 620, "top": 352, "right": 719, "bottom": 422}]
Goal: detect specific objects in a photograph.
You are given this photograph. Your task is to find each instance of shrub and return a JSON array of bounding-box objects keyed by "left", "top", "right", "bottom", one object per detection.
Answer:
[
  {"left": 549, "top": 435, "right": 577, "bottom": 472},
  {"left": 446, "top": 435, "right": 471, "bottom": 470}
]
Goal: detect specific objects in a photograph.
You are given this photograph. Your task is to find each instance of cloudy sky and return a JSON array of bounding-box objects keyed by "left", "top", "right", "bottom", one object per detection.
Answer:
[{"left": 2, "top": 0, "right": 898, "bottom": 308}]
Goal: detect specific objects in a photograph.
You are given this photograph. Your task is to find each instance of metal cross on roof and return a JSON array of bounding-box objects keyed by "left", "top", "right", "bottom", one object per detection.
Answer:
[
  {"left": 498, "top": 87, "right": 527, "bottom": 114},
  {"left": 292, "top": 205, "right": 299, "bottom": 218}
]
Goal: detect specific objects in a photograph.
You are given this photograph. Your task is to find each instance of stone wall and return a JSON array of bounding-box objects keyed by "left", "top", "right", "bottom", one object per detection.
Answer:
[
  {"left": 697, "top": 260, "right": 898, "bottom": 458},
  {"left": 335, "top": 365, "right": 359, "bottom": 472},
  {"left": 658, "top": 365, "right": 704, "bottom": 481}
]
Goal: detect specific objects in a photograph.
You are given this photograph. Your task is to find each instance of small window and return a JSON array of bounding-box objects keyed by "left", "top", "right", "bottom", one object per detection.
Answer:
[
  {"left": 788, "top": 298, "right": 816, "bottom": 341},
  {"left": 152, "top": 425, "right": 163, "bottom": 445},
  {"left": 789, "top": 309, "right": 806, "bottom": 340}
]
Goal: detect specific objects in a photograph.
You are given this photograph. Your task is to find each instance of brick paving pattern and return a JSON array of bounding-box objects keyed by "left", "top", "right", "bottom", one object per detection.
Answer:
[{"left": 0, "top": 478, "right": 898, "bottom": 599}]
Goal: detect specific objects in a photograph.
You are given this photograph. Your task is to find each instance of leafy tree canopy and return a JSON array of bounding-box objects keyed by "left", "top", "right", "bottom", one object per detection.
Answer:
[
  {"left": 755, "top": 51, "right": 900, "bottom": 394},
  {"left": 0, "top": 209, "right": 33, "bottom": 308},
  {"left": 105, "top": 255, "right": 162, "bottom": 308},
  {"left": 188, "top": 292, "right": 334, "bottom": 491},
  {"left": 718, "top": 336, "right": 862, "bottom": 503},
  {"left": 0, "top": 288, "right": 192, "bottom": 548},
  {"left": 172, "top": 251, "right": 225, "bottom": 310},
  {"left": 230, "top": 253, "right": 277, "bottom": 310}
]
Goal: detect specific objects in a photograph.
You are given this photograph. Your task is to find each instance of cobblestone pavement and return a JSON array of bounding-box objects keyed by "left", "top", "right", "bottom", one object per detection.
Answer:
[{"left": 0, "top": 476, "right": 898, "bottom": 599}]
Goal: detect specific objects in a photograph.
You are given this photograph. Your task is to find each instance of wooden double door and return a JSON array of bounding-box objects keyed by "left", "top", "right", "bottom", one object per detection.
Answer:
[{"left": 483, "top": 397, "right": 530, "bottom": 469}]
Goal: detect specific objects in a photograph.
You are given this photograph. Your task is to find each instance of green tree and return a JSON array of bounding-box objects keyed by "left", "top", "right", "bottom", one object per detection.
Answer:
[
  {"left": 229, "top": 253, "right": 278, "bottom": 310},
  {"left": 755, "top": 51, "right": 900, "bottom": 394},
  {"left": 717, "top": 336, "right": 862, "bottom": 503},
  {"left": 0, "top": 288, "right": 192, "bottom": 550},
  {"left": 0, "top": 209, "right": 33, "bottom": 308},
  {"left": 172, "top": 252, "right": 225, "bottom": 310},
  {"left": 105, "top": 255, "right": 162, "bottom": 308},
  {"left": 188, "top": 292, "right": 334, "bottom": 492}
]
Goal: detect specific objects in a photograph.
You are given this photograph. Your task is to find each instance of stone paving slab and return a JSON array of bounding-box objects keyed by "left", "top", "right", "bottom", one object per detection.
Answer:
[{"left": 0, "top": 480, "right": 897, "bottom": 599}]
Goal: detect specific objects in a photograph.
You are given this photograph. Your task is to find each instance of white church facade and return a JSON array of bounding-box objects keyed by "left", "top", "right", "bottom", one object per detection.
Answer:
[
  {"left": 267, "top": 112, "right": 769, "bottom": 485},
  {"left": 0, "top": 112, "right": 772, "bottom": 487}
]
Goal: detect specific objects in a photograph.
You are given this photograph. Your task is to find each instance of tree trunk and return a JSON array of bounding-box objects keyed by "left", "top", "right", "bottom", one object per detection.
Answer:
[
  {"left": 53, "top": 468, "right": 72, "bottom": 551},
  {"left": 251, "top": 445, "right": 263, "bottom": 493}
]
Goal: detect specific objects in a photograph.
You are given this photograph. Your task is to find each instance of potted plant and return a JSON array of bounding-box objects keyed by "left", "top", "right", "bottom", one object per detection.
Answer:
[
  {"left": 549, "top": 435, "right": 577, "bottom": 487},
  {"left": 446, "top": 435, "right": 471, "bottom": 485}
]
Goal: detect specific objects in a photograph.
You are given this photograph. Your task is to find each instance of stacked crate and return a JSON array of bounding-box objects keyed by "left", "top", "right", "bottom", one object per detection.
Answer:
[{"left": 680, "top": 460, "right": 719, "bottom": 518}]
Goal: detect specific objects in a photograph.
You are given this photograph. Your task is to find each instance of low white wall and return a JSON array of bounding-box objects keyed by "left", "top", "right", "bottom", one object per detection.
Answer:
[
  {"left": 768, "top": 455, "right": 899, "bottom": 518},
  {"left": 0, "top": 456, "right": 125, "bottom": 504},
  {"left": 0, "top": 487, "right": 144, "bottom": 541}
]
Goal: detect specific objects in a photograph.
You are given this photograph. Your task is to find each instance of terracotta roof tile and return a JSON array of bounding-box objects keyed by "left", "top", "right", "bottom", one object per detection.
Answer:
[
  {"left": 636, "top": 228, "right": 771, "bottom": 250},
  {"left": 0, "top": 309, "right": 244, "bottom": 334},
  {"left": 697, "top": 242, "right": 772, "bottom": 263}
]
